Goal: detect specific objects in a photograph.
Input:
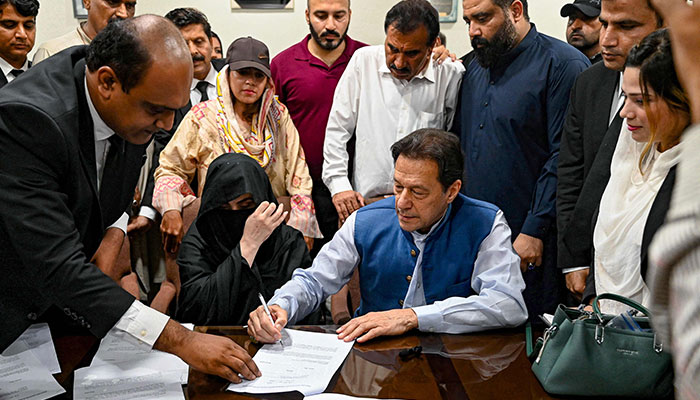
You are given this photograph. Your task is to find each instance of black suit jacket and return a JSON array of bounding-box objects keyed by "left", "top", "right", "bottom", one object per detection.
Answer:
[
  {"left": 141, "top": 58, "right": 227, "bottom": 211},
  {"left": 0, "top": 47, "right": 148, "bottom": 350},
  {"left": 557, "top": 62, "right": 622, "bottom": 268},
  {"left": 0, "top": 60, "right": 31, "bottom": 89},
  {"left": 581, "top": 166, "right": 677, "bottom": 302}
]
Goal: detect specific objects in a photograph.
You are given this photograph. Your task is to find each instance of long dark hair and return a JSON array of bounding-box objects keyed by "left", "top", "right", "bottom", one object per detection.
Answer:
[{"left": 625, "top": 29, "right": 690, "bottom": 173}]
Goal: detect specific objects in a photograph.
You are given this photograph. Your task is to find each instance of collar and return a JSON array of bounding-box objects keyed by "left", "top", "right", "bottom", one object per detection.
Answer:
[
  {"left": 84, "top": 73, "right": 115, "bottom": 142},
  {"left": 77, "top": 22, "right": 92, "bottom": 44},
  {"left": 190, "top": 62, "right": 219, "bottom": 91},
  {"left": 0, "top": 56, "right": 29, "bottom": 77},
  {"left": 379, "top": 52, "right": 436, "bottom": 84},
  {"left": 409, "top": 203, "right": 452, "bottom": 241}
]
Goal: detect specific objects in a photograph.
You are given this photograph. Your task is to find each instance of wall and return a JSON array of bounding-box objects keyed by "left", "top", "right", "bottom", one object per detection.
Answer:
[{"left": 32, "top": 1, "right": 572, "bottom": 60}]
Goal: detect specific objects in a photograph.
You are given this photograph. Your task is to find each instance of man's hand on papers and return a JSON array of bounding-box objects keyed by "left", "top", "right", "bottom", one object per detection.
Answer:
[
  {"left": 650, "top": 0, "right": 700, "bottom": 123},
  {"left": 247, "top": 305, "right": 288, "bottom": 343},
  {"left": 336, "top": 309, "right": 418, "bottom": 343},
  {"left": 154, "top": 320, "right": 260, "bottom": 383},
  {"left": 332, "top": 190, "right": 365, "bottom": 225},
  {"left": 161, "top": 210, "right": 184, "bottom": 254}
]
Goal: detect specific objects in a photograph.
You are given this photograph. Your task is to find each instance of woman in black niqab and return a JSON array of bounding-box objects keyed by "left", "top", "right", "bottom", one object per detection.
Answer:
[{"left": 175, "top": 153, "right": 311, "bottom": 325}]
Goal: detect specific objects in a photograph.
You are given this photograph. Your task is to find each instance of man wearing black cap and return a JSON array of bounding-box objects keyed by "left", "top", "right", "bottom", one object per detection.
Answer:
[{"left": 561, "top": 0, "right": 602, "bottom": 63}]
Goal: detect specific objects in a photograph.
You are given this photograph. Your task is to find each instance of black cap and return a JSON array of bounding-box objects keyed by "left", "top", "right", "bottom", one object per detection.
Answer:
[
  {"left": 225, "top": 36, "right": 271, "bottom": 78},
  {"left": 560, "top": 0, "right": 601, "bottom": 18}
]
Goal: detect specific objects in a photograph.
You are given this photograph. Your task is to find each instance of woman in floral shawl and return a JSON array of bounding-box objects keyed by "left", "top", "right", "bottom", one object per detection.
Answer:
[{"left": 154, "top": 37, "right": 321, "bottom": 252}]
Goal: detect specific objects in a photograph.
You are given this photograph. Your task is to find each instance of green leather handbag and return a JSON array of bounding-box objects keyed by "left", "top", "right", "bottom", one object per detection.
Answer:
[{"left": 529, "top": 293, "right": 673, "bottom": 398}]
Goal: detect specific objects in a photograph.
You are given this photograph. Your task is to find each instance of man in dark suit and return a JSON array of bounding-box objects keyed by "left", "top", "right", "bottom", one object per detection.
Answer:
[
  {"left": 0, "top": 0, "right": 38, "bottom": 89},
  {"left": 134, "top": 7, "right": 226, "bottom": 254},
  {"left": 0, "top": 15, "right": 260, "bottom": 383},
  {"left": 557, "top": 0, "right": 663, "bottom": 301}
]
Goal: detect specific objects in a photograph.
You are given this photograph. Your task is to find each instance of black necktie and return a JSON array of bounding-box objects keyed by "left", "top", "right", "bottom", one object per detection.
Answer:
[
  {"left": 195, "top": 81, "right": 209, "bottom": 103},
  {"left": 10, "top": 69, "right": 23, "bottom": 78},
  {"left": 100, "top": 135, "right": 124, "bottom": 198}
]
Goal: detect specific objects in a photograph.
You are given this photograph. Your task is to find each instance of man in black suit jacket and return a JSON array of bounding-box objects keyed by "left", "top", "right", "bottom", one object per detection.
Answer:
[
  {"left": 0, "top": 0, "right": 38, "bottom": 89},
  {"left": 0, "top": 15, "right": 260, "bottom": 383},
  {"left": 557, "top": 0, "right": 663, "bottom": 300},
  {"left": 133, "top": 8, "right": 226, "bottom": 255}
]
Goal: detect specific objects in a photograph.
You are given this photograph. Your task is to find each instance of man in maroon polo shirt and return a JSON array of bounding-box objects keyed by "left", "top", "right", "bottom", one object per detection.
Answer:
[{"left": 271, "top": 0, "right": 367, "bottom": 253}]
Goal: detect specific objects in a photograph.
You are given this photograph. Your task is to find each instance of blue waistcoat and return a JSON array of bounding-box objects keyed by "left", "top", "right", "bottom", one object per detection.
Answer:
[{"left": 353, "top": 193, "right": 498, "bottom": 315}]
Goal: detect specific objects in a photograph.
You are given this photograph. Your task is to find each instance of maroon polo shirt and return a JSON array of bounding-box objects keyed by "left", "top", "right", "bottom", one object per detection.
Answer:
[{"left": 271, "top": 35, "right": 367, "bottom": 181}]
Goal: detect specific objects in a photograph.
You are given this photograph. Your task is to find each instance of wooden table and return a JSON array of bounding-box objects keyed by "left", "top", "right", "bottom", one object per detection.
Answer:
[{"left": 187, "top": 326, "right": 557, "bottom": 400}]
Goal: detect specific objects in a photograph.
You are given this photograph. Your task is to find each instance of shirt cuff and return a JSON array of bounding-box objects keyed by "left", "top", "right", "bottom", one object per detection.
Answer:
[
  {"left": 138, "top": 206, "right": 158, "bottom": 221},
  {"left": 269, "top": 297, "right": 295, "bottom": 324},
  {"left": 412, "top": 304, "right": 442, "bottom": 333},
  {"left": 108, "top": 212, "right": 129, "bottom": 235},
  {"left": 113, "top": 300, "right": 170, "bottom": 348},
  {"left": 327, "top": 177, "right": 354, "bottom": 198},
  {"left": 520, "top": 214, "right": 551, "bottom": 239},
  {"left": 562, "top": 266, "right": 589, "bottom": 274}
]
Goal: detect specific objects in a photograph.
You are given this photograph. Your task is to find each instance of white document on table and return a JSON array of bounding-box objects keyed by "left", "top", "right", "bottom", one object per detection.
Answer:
[
  {"left": 74, "top": 364, "right": 183, "bottom": 400},
  {"left": 227, "top": 328, "right": 354, "bottom": 396},
  {"left": 0, "top": 341, "right": 66, "bottom": 400},
  {"left": 90, "top": 323, "right": 193, "bottom": 384},
  {"left": 7, "top": 323, "right": 61, "bottom": 374}
]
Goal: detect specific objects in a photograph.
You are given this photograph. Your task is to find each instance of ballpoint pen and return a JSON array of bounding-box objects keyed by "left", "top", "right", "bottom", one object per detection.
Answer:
[{"left": 258, "top": 292, "right": 284, "bottom": 347}]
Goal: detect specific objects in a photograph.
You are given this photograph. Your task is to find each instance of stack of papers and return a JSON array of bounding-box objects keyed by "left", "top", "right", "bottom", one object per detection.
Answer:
[
  {"left": 228, "top": 328, "right": 354, "bottom": 396},
  {"left": 0, "top": 323, "right": 65, "bottom": 400},
  {"left": 72, "top": 323, "right": 195, "bottom": 400},
  {"left": 74, "top": 366, "right": 183, "bottom": 400}
]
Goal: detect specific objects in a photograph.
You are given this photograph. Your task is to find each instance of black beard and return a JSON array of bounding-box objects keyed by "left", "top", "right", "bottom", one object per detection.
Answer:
[
  {"left": 309, "top": 23, "right": 347, "bottom": 51},
  {"left": 471, "top": 19, "right": 517, "bottom": 68}
]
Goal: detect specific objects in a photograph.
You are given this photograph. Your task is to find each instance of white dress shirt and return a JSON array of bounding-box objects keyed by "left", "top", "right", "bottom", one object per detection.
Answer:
[
  {"left": 562, "top": 71, "right": 626, "bottom": 276},
  {"left": 322, "top": 46, "right": 465, "bottom": 198},
  {"left": 0, "top": 56, "right": 29, "bottom": 84},
  {"left": 85, "top": 78, "right": 169, "bottom": 347},
  {"left": 270, "top": 208, "right": 528, "bottom": 333},
  {"left": 189, "top": 63, "right": 218, "bottom": 105}
]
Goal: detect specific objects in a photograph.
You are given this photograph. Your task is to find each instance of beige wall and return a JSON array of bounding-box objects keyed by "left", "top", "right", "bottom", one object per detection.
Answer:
[{"left": 32, "top": 1, "right": 572, "bottom": 60}]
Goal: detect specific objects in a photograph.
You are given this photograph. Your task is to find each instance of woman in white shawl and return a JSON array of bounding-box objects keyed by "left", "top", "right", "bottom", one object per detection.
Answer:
[{"left": 593, "top": 29, "right": 691, "bottom": 314}]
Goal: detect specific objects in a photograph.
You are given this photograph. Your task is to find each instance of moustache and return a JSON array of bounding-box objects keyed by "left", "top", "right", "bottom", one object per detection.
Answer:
[
  {"left": 471, "top": 36, "right": 490, "bottom": 49},
  {"left": 192, "top": 54, "right": 206, "bottom": 62},
  {"left": 320, "top": 29, "right": 341, "bottom": 39},
  {"left": 107, "top": 16, "right": 125, "bottom": 24},
  {"left": 390, "top": 64, "right": 410, "bottom": 74}
]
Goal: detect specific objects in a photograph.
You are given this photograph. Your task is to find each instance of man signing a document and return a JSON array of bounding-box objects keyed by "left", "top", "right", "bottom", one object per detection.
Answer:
[{"left": 248, "top": 129, "right": 528, "bottom": 343}]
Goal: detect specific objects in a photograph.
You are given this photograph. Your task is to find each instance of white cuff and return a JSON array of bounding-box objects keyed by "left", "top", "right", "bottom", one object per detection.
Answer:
[
  {"left": 327, "top": 177, "right": 354, "bottom": 197},
  {"left": 563, "top": 266, "right": 590, "bottom": 274},
  {"left": 412, "top": 304, "right": 442, "bottom": 333},
  {"left": 138, "top": 206, "right": 158, "bottom": 221},
  {"left": 113, "top": 300, "right": 170, "bottom": 348},
  {"left": 108, "top": 212, "right": 130, "bottom": 235}
]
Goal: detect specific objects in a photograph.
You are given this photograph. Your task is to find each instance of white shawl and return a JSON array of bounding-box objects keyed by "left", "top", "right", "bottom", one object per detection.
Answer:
[{"left": 594, "top": 121, "right": 682, "bottom": 314}]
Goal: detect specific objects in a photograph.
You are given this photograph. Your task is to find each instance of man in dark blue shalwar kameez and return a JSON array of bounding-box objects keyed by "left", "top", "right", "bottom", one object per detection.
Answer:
[{"left": 452, "top": 0, "right": 589, "bottom": 321}]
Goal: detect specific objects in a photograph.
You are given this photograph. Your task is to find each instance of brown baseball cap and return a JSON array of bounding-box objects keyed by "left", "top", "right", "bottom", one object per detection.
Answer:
[{"left": 225, "top": 36, "right": 271, "bottom": 78}]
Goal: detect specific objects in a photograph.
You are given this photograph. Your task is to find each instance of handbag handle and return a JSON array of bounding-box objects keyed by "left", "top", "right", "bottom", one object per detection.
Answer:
[{"left": 592, "top": 293, "right": 651, "bottom": 319}]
